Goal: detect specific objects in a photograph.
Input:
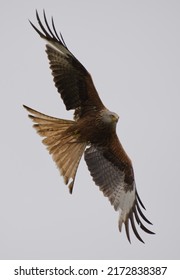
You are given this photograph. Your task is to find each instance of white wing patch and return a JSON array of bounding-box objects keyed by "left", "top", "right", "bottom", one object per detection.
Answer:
[
  {"left": 46, "top": 41, "right": 69, "bottom": 57},
  {"left": 117, "top": 184, "right": 135, "bottom": 231}
]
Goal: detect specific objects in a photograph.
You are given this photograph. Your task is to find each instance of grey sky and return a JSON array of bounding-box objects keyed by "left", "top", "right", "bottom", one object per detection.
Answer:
[{"left": 1, "top": 0, "right": 180, "bottom": 259}]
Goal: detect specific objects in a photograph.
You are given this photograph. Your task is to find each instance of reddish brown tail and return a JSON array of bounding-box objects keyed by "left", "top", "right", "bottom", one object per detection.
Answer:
[{"left": 23, "top": 105, "right": 86, "bottom": 193}]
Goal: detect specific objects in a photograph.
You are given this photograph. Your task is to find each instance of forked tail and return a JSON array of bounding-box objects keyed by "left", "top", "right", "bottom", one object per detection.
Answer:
[{"left": 23, "top": 105, "right": 86, "bottom": 193}]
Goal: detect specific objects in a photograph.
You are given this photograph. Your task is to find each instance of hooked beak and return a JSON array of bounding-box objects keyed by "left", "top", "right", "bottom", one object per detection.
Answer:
[{"left": 111, "top": 114, "right": 119, "bottom": 123}]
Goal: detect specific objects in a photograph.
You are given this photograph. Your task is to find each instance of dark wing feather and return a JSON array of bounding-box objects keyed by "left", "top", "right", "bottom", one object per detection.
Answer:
[
  {"left": 30, "top": 11, "right": 104, "bottom": 116},
  {"left": 84, "top": 137, "right": 154, "bottom": 243}
]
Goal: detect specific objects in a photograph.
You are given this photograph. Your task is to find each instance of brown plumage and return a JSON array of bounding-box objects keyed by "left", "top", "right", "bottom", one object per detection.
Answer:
[{"left": 24, "top": 10, "right": 154, "bottom": 243}]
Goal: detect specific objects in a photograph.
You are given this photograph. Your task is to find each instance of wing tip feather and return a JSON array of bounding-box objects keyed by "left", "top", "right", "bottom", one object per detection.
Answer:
[{"left": 118, "top": 200, "right": 154, "bottom": 243}]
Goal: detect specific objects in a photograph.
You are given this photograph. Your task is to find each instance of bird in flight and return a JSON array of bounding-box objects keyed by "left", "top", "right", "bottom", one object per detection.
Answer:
[{"left": 24, "top": 11, "right": 154, "bottom": 243}]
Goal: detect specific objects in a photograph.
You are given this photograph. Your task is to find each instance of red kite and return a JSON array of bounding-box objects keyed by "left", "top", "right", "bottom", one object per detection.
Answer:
[{"left": 24, "top": 11, "right": 154, "bottom": 243}]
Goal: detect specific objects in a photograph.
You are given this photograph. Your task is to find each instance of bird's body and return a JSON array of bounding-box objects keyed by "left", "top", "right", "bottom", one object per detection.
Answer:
[{"left": 24, "top": 11, "right": 154, "bottom": 243}]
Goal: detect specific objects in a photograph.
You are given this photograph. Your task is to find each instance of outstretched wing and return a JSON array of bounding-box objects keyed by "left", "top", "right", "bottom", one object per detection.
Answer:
[
  {"left": 30, "top": 11, "right": 105, "bottom": 118},
  {"left": 84, "top": 136, "right": 154, "bottom": 243}
]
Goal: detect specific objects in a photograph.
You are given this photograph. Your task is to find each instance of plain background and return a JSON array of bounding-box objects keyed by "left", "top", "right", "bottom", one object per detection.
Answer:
[{"left": 1, "top": 0, "right": 180, "bottom": 259}]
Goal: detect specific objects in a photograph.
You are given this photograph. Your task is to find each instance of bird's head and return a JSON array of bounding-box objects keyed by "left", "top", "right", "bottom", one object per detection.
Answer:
[{"left": 100, "top": 109, "right": 119, "bottom": 128}]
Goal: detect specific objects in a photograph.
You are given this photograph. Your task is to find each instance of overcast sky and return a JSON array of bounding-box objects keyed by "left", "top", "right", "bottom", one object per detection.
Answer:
[{"left": 1, "top": 0, "right": 180, "bottom": 260}]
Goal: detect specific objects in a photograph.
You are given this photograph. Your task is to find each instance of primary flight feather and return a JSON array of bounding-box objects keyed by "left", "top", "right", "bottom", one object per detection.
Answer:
[{"left": 24, "top": 10, "right": 154, "bottom": 243}]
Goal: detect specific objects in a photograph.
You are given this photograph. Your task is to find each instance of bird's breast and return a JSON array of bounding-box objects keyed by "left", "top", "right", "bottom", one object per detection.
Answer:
[{"left": 77, "top": 114, "right": 115, "bottom": 145}]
